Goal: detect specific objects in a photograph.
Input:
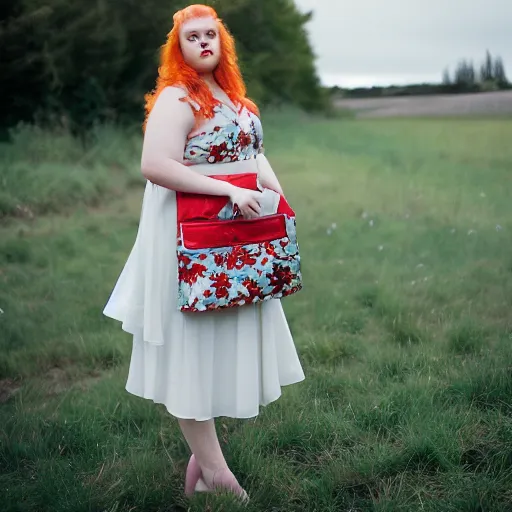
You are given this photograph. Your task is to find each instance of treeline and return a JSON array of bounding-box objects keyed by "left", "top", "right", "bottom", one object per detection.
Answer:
[
  {"left": 1, "top": 0, "right": 326, "bottom": 134},
  {"left": 333, "top": 51, "right": 510, "bottom": 99},
  {"left": 443, "top": 51, "right": 508, "bottom": 91}
]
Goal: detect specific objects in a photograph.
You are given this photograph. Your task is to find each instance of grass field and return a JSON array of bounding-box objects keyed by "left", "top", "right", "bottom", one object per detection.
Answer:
[{"left": 1, "top": 111, "right": 512, "bottom": 511}]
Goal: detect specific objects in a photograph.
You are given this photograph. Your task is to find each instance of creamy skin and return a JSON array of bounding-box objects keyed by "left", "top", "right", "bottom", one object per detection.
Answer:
[{"left": 179, "top": 17, "right": 221, "bottom": 74}]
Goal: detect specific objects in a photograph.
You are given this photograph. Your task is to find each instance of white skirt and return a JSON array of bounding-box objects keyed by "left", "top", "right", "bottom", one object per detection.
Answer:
[{"left": 103, "top": 162, "right": 305, "bottom": 421}]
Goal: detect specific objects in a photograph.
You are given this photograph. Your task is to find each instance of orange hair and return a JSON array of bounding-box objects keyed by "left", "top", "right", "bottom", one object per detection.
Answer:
[{"left": 143, "top": 4, "right": 259, "bottom": 132}]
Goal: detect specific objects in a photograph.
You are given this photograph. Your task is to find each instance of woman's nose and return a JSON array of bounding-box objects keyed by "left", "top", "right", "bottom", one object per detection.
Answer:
[{"left": 200, "top": 41, "right": 208, "bottom": 48}]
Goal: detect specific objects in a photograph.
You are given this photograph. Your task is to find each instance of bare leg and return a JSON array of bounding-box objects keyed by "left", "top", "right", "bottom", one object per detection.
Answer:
[
  {"left": 178, "top": 418, "right": 228, "bottom": 479},
  {"left": 178, "top": 418, "right": 247, "bottom": 496}
]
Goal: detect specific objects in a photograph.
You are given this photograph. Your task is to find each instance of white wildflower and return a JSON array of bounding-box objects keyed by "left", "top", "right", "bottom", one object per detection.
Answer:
[
  {"left": 369, "top": 220, "right": 374, "bottom": 227},
  {"left": 362, "top": 211, "right": 368, "bottom": 219},
  {"left": 378, "top": 245, "right": 384, "bottom": 251},
  {"left": 468, "top": 229, "right": 476, "bottom": 235},
  {"left": 326, "top": 228, "right": 332, "bottom": 235},
  {"left": 496, "top": 224, "right": 503, "bottom": 231},
  {"left": 480, "top": 192, "right": 486, "bottom": 198},
  {"left": 331, "top": 222, "right": 337, "bottom": 230}
]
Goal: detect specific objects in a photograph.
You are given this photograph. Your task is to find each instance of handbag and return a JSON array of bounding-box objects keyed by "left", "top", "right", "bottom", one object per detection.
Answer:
[{"left": 176, "top": 172, "right": 302, "bottom": 312}]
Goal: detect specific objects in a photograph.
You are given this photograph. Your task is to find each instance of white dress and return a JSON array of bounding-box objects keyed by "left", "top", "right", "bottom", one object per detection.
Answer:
[{"left": 103, "top": 98, "right": 305, "bottom": 421}]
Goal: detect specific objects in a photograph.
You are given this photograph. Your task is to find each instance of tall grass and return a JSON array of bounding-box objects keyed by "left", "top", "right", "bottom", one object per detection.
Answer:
[{"left": 0, "top": 123, "right": 144, "bottom": 219}]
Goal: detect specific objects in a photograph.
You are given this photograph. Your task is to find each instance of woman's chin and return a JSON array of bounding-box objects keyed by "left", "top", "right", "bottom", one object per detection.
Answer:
[
  {"left": 191, "top": 58, "right": 219, "bottom": 74},
  {"left": 194, "top": 65, "right": 218, "bottom": 74}
]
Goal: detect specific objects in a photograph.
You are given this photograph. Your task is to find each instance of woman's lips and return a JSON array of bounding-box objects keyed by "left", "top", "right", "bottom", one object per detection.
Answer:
[{"left": 201, "top": 50, "right": 213, "bottom": 57}]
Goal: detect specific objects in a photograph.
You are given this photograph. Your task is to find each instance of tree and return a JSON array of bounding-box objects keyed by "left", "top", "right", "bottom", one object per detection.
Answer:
[
  {"left": 1, "top": 0, "right": 325, "bottom": 132},
  {"left": 480, "top": 50, "right": 494, "bottom": 82},
  {"left": 493, "top": 56, "right": 508, "bottom": 86},
  {"left": 217, "top": 0, "right": 326, "bottom": 110},
  {"left": 442, "top": 68, "right": 451, "bottom": 85},
  {"left": 454, "top": 60, "right": 476, "bottom": 87}
]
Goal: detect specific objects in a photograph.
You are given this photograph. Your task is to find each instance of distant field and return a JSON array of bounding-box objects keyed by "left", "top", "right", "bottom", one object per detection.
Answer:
[
  {"left": 335, "top": 90, "right": 512, "bottom": 118},
  {"left": 1, "top": 113, "right": 512, "bottom": 511}
]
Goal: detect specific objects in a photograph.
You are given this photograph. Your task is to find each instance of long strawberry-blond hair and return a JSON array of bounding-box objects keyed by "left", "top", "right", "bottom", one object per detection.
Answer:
[{"left": 143, "top": 4, "right": 259, "bottom": 132}]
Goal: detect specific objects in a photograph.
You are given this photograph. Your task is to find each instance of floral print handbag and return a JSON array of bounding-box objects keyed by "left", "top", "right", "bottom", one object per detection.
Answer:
[{"left": 176, "top": 173, "right": 302, "bottom": 312}]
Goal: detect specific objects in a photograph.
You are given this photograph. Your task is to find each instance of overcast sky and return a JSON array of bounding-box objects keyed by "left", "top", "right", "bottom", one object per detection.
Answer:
[{"left": 294, "top": 0, "right": 512, "bottom": 87}]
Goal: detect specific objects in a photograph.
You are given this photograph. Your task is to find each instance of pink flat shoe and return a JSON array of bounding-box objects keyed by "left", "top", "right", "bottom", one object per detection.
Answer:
[
  {"left": 185, "top": 454, "right": 249, "bottom": 503},
  {"left": 184, "top": 454, "right": 202, "bottom": 497},
  {"left": 203, "top": 467, "right": 250, "bottom": 503}
]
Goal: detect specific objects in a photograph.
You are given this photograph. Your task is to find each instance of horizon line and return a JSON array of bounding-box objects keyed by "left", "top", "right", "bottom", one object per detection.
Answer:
[{"left": 320, "top": 72, "right": 443, "bottom": 89}]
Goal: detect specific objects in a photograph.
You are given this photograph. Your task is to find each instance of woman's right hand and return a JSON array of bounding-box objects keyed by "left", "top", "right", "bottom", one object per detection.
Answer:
[{"left": 229, "top": 186, "right": 262, "bottom": 219}]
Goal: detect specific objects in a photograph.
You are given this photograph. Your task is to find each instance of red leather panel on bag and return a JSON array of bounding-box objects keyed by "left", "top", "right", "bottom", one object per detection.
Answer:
[
  {"left": 181, "top": 214, "right": 287, "bottom": 250},
  {"left": 176, "top": 173, "right": 294, "bottom": 223}
]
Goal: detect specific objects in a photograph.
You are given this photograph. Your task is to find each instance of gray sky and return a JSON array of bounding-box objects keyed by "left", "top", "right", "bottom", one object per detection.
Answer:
[{"left": 294, "top": 0, "right": 512, "bottom": 87}]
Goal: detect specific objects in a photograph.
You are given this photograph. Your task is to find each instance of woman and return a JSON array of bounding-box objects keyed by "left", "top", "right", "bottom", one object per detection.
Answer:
[{"left": 103, "top": 4, "right": 305, "bottom": 501}]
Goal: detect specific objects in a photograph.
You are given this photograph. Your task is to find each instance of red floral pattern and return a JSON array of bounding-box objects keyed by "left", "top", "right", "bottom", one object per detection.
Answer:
[
  {"left": 183, "top": 104, "right": 264, "bottom": 165},
  {"left": 177, "top": 216, "right": 302, "bottom": 312}
]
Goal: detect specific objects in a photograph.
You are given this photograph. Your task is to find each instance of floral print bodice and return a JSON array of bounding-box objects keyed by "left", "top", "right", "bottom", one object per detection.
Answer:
[{"left": 184, "top": 103, "right": 264, "bottom": 164}]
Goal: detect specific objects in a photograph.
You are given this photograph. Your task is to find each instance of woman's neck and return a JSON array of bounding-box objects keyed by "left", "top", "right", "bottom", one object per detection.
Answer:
[
  {"left": 199, "top": 72, "right": 237, "bottom": 110},
  {"left": 200, "top": 73, "right": 218, "bottom": 91}
]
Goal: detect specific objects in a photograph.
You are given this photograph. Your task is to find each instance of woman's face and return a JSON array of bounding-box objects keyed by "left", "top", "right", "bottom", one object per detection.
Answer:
[{"left": 179, "top": 16, "right": 221, "bottom": 73}]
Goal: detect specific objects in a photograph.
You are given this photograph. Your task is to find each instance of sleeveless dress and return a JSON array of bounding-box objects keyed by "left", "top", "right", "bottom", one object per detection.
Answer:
[{"left": 103, "top": 99, "right": 305, "bottom": 421}]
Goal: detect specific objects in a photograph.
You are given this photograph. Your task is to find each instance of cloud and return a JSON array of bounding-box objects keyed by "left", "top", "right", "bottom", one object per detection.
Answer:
[{"left": 294, "top": 0, "right": 512, "bottom": 86}]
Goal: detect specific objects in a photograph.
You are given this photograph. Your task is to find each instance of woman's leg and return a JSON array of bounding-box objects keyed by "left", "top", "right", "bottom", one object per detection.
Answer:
[
  {"left": 178, "top": 418, "right": 246, "bottom": 494},
  {"left": 178, "top": 418, "right": 228, "bottom": 476}
]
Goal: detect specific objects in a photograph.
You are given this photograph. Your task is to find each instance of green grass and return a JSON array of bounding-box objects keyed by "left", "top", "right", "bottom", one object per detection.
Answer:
[
  {"left": 0, "top": 123, "right": 144, "bottom": 219},
  {"left": 1, "top": 112, "right": 512, "bottom": 511}
]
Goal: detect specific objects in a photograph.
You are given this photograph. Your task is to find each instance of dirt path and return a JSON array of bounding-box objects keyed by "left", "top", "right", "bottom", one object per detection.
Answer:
[{"left": 335, "top": 90, "right": 512, "bottom": 118}]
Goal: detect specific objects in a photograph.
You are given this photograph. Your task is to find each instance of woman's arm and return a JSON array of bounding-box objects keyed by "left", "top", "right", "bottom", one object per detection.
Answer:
[
  {"left": 141, "top": 86, "right": 262, "bottom": 217},
  {"left": 141, "top": 86, "right": 233, "bottom": 196},
  {"left": 256, "top": 152, "right": 284, "bottom": 195}
]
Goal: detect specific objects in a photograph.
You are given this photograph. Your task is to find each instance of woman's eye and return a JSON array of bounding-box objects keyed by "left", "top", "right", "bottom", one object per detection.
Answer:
[
  {"left": 207, "top": 31, "right": 216, "bottom": 38},
  {"left": 188, "top": 35, "right": 198, "bottom": 42}
]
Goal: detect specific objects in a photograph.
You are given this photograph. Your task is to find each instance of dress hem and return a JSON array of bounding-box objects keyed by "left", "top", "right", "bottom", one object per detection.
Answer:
[
  {"left": 103, "top": 309, "right": 165, "bottom": 346},
  {"left": 125, "top": 374, "right": 306, "bottom": 421}
]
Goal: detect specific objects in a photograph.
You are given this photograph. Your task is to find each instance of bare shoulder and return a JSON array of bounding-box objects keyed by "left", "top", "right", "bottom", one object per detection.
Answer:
[
  {"left": 147, "top": 86, "right": 195, "bottom": 132},
  {"left": 153, "top": 86, "right": 191, "bottom": 112},
  {"left": 157, "top": 85, "right": 188, "bottom": 103},
  {"left": 142, "top": 86, "right": 196, "bottom": 164}
]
